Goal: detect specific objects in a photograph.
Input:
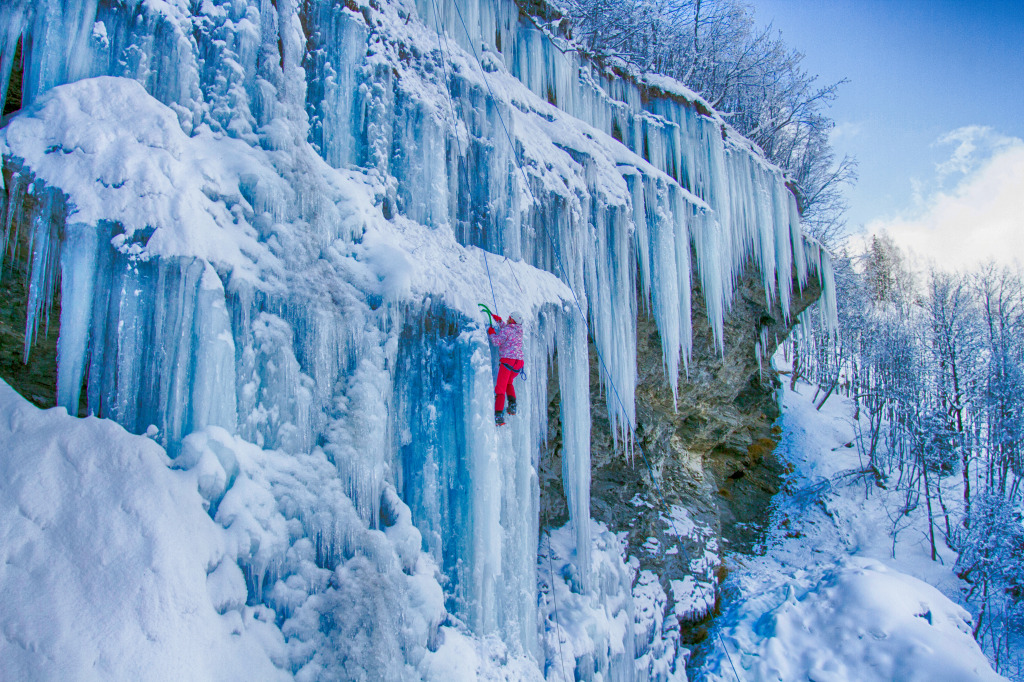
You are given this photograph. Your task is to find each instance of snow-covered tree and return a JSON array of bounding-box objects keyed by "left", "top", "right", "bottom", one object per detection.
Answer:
[
  {"left": 957, "top": 493, "right": 1024, "bottom": 673},
  {"left": 800, "top": 244, "right": 1024, "bottom": 675},
  {"left": 924, "top": 268, "right": 981, "bottom": 518}
]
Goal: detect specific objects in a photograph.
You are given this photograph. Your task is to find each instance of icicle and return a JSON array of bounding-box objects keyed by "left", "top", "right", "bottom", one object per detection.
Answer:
[
  {"left": 393, "top": 96, "right": 450, "bottom": 229},
  {"left": 154, "top": 258, "right": 206, "bottom": 449},
  {"left": 557, "top": 308, "right": 592, "bottom": 592},
  {"left": 584, "top": 198, "right": 637, "bottom": 448},
  {"left": 56, "top": 222, "right": 99, "bottom": 413},
  {"left": 773, "top": 181, "right": 794, "bottom": 320},
  {"left": 306, "top": 3, "right": 368, "bottom": 168},
  {"left": 191, "top": 264, "right": 239, "bottom": 433},
  {"left": 19, "top": 0, "right": 100, "bottom": 106},
  {"left": 1, "top": 170, "right": 30, "bottom": 272},
  {"left": 820, "top": 251, "right": 839, "bottom": 332},
  {"left": 0, "top": 2, "right": 29, "bottom": 116},
  {"left": 84, "top": 224, "right": 118, "bottom": 419},
  {"left": 691, "top": 210, "right": 727, "bottom": 354},
  {"left": 112, "top": 256, "right": 145, "bottom": 430},
  {"left": 789, "top": 191, "right": 808, "bottom": 291},
  {"left": 642, "top": 174, "right": 682, "bottom": 403},
  {"left": 629, "top": 172, "right": 652, "bottom": 308},
  {"left": 804, "top": 238, "right": 838, "bottom": 333},
  {"left": 22, "top": 186, "right": 64, "bottom": 362},
  {"left": 754, "top": 164, "right": 778, "bottom": 310},
  {"left": 672, "top": 187, "right": 693, "bottom": 376}
]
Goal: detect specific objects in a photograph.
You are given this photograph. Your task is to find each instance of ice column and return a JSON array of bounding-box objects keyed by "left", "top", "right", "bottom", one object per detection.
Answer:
[
  {"left": 56, "top": 223, "right": 100, "bottom": 412},
  {"left": 557, "top": 308, "right": 592, "bottom": 590},
  {"left": 190, "top": 265, "right": 238, "bottom": 432},
  {"left": 305, "top": 3, "right": 369, "bottom": 167}
]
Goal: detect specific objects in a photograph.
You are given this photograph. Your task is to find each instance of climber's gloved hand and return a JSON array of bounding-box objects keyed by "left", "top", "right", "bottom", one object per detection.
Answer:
[{"left": 492, "top": 315, "right": 502, "bottom": 323}]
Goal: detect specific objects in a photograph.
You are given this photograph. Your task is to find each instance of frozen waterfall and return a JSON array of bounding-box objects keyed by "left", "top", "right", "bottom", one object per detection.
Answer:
[{"left": 0, "top": 0, "right": 835, "bottom": 678}]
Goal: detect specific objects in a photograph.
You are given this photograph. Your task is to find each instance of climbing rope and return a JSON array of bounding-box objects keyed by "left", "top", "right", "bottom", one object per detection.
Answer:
[
  {"left": 430, "top": 6, "right": 569, "bottom": 677},
  {"left": 504, "top": 256, "right": 524, "bottom": 294},
  {"left": 482, "top": 247, "right": 498, "bottom": 314},
  {"left": 543, "top": 506, "right": 571, "bottom": 681},
  {"left": 435, "top": 2, "right": 742, "bottom": 677},
  {"left": 429, "top": 0, "right": 499, "bottom": 316}
]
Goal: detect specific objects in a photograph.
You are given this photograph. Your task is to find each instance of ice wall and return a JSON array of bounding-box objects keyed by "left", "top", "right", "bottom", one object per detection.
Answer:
[{"left": 0, "top": 0, "right": 835, "bottom": 678}]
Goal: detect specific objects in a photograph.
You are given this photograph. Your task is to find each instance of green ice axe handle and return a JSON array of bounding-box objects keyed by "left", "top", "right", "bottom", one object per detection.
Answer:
[{"left": 478, "top": 303, "right": 494, "bottom": 320}]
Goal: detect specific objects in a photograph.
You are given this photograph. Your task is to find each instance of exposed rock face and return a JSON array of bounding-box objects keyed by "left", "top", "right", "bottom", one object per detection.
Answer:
[
  {"left": 542, "top": 258, "right": 822, "bottom": 640},
  {"left": 0, "top": 271, "right": 58, "bottom": 410},
  {"left": 0, "top": 172, "right": 59, "bottom": 410}
]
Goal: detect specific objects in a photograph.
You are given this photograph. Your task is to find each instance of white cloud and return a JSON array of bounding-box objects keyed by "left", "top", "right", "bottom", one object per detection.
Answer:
[
  {"left": 829, "top": 120, "right": 865, "bottom": 143},
  {"left": 933, "top": 125, "right": 1016, "bottom": 184},
  {"left": 863, "top": 133, "right": 1024, "bottom": 272}
]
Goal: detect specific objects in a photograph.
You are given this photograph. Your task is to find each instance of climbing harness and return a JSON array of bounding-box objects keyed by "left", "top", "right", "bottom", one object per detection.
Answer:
[{"left": 500, "top": 360, "right": 522, "bottom": 375}]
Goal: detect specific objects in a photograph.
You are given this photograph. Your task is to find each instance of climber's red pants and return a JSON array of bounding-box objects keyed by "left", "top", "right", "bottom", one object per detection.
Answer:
[{"left": 494, "top": 359, "right": 524, "bottom": 411}]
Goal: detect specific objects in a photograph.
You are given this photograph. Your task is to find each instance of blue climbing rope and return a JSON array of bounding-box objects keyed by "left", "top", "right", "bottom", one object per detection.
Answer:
[
  {"left": 505, "top": 256, "right": 524, "bottom": 294},
  {"left": 482, "top": 247, "right": 498, "bottom": 314},
  {"left": 429, "top": 0, "right": 499, "bottom": 317}
]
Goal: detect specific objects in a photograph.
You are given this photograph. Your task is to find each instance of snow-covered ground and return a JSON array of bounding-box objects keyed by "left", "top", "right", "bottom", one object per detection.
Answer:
[
  {"left": 0, "top": 381, "right": 289, "bottom": 680},
  {"left": 696, "top": 374, "right": 1005, "bottom": 681},
  {"left": 0, "top": 379, "right": 544, "bottom": 681}
]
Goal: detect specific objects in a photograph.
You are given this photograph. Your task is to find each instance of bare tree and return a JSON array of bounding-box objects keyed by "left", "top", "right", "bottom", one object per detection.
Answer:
[{"left": 925, "top": 269, "right": 979, "bottom": 521}]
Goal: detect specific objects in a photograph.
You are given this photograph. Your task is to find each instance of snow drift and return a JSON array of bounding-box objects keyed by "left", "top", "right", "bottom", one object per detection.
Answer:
[{"left": 0, "top": 380, "right": 288, "bottom": 681}]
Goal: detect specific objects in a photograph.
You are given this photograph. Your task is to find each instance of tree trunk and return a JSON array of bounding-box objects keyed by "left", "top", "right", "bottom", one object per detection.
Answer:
[
  {"left": 921, "top": 459, "right": 938, "bottom": 561},
  {"left": 815, "top": 375, "right": 838, "bottom": 411}
]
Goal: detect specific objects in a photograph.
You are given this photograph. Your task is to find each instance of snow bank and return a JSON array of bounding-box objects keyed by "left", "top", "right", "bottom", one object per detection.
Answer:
[
  {"left": 373, "top": 215, "right": 575, "bottom": 318},
  {"left": 0, "top": 76, "right": 279, "bottom": 278},
  {"left": 708, "top": 558, "right": 1003, "bottom": 681},
  {"left": 420, "top": 629, "right": 546, "bottom": 681},
  {"left": 698, "top": 378, "right": 1006, "bottom": 681},
  {"left": 0, "top": 380, "right": 288, "bottom": 681},
  {"left": 179, "top": 425, "right": 452, "bottom": 680}
]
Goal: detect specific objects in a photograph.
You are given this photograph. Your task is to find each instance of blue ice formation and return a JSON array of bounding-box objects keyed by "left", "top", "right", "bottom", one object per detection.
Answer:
[{"left": 0, "top": 0, "right": 835, "bottom": 678}]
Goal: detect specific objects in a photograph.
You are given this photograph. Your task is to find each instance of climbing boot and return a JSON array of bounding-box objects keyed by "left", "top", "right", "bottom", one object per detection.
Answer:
[
  {"left": 506, "top": 397, "right": 517, "bottom": 416},
  {"left": 495, "top": 410, "right": 506, "bottom": 426}
]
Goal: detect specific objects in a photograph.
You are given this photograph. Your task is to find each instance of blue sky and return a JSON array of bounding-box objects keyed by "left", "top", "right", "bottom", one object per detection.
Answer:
[{"left": 751, "top": 0, "right": 1024, "bottom": 268}]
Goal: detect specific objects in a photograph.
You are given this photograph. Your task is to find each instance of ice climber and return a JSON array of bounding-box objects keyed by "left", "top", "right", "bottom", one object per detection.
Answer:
[{"left": 488, "top": 311, "right": 524, "bottom": 426}]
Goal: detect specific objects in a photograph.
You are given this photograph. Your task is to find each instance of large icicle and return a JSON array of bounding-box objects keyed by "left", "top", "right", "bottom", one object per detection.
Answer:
[
  {"left": 55, "top": 223, "right": 98, "bottom": 412},
  {"left": 557, "top": 307, "right": 592, "bottom": 591}
]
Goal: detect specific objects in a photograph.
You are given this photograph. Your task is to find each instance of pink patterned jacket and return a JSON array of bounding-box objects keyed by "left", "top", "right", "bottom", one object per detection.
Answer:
[{"left": 488, "top": 320, "right": 524, "bottom": 360}]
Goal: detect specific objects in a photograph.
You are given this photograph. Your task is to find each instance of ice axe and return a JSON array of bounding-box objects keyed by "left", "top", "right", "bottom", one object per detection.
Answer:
[{"left": 478, "top": 303, "right": 496, "bottom": 324}]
